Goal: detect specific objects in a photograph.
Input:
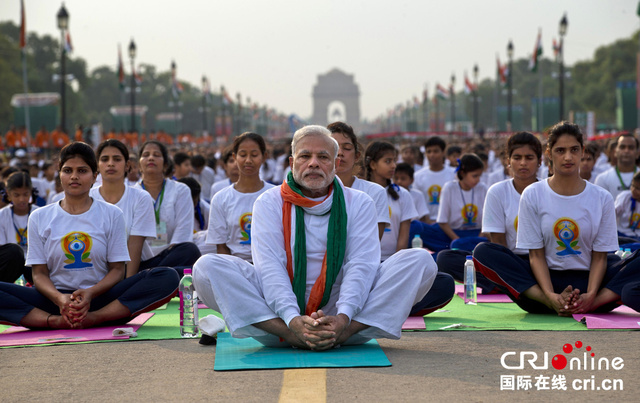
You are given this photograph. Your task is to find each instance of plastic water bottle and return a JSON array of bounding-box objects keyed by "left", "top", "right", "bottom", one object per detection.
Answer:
[
  {"left": 411, "top": 234, "right": 423, "bottom": 249},
  {"left": 179, "top": 268, "right": 199, "bottom": 338},
  {"left": 464, "top": 255, "right": 477, "bottom": 305},
  {"left": 15, "top": 275, "right": 26, "bottom": 287},
  {"left": 615, "top": 248, "right": 624, "bottom": 258},
  {"left": 622, "top": 248, "right": 632, "bottom": 259}
]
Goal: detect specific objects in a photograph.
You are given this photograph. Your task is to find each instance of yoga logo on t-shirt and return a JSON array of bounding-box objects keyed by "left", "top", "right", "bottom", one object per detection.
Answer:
[
  {"left": 61, "top": 231, "right": 93, "bottom": 269},
  {"left": 630, "top": 213, "right": 640, "bottom": 230},
  {"left": 553, "top": 218, "right": 581, "bottom": 256},
  {"left": 239, "top": 212, "right": 252, "bottom": 245},
  {"left": 461, "top": 204, "right": 478, "bottom": 226},
  {"left": 384, "top": 206, "right": 392, "bottom": 232},
  {"left": 514, "top": 216, "right": 518, "bottom": 231},
  {"left": 427, "top": 184, "right": 441, "bottom": 205}
]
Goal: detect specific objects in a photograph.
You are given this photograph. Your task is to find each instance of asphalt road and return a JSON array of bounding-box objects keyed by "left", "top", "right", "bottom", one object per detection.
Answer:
[{"left": 1, "top": 330, "right": 637, "bottom": 402}]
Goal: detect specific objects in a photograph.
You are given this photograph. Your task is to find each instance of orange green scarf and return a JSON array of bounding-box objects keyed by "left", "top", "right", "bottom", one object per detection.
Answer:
[{"left": 281, "top": 171, "right": 347, "bottom": 316}]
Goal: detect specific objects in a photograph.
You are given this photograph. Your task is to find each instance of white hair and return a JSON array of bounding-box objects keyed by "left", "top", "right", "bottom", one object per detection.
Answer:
[{"left": 291, "top": 125, "right": 339, "bottom": 158}]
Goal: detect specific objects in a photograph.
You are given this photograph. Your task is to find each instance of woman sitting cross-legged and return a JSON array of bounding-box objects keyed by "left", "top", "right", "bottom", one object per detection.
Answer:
[{"left": 0, "top": 142, "right": 179, "bottom": 329}]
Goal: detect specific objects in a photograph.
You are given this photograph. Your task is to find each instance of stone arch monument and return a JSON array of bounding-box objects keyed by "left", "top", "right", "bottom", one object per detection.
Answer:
[{"left": 312, "top": 68, "right": 360, "bottom": 130}]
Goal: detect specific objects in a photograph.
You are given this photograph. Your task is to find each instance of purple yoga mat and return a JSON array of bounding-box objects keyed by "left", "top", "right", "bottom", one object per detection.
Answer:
[
  {"left": 573, "top": 305, "right": 640, "bottom": 329},
  {"left": 402, "top": 316, "right": 426, "bottom": 330},
  {"left": 0, "top": 312, "right": 154, "bottom": 347}
]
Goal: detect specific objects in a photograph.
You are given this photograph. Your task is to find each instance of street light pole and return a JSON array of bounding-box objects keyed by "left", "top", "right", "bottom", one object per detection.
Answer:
[
  {"left": 507, "top": 40, "right": 514, "bottom": 132},
  {"left": 473, "top": 64, "right": 479, "bottom": 133},
  {"left": 450, "top": 73, "right": 456, "bottom": 134},
  {"left": 559, "top": 13, "right": 568, "bottom": 121},
  {"left": 57, "top": 3, "right": 69, "bottom": 135},
  {"left": 201, "top": 76, "right": 208, "bottom": 133},
  {"left": 129, "top": 39, "right": 136, "bottom": 133}
]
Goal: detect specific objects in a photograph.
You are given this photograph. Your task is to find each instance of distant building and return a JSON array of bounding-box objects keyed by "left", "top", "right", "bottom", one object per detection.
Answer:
[{"left": 311, "top": 68, "right": 361, "bottom": 132}]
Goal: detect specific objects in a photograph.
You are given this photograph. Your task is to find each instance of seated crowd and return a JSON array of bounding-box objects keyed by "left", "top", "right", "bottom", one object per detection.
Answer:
[{"left": 0, "top": 120, "right": 639, "bottom": 350}]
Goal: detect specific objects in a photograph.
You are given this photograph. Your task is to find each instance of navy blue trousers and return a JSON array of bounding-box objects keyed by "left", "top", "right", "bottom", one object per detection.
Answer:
[
  {"left": 410, "top": 272, "right": 455, "bottom": 316},
  {"left": 0, "top": 244, "right": 25, "bottom": 283},
  {"left": 140, "top": 242, "right": 201, "bottom": 277},
  {"left": 0, "top": 267, "right": 179, "bottom": 326}
]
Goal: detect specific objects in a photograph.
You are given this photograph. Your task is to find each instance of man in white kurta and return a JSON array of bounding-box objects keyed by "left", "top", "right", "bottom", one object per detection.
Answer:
[{"left": 193, "top": 125, "right": 437, "bottom": 350}]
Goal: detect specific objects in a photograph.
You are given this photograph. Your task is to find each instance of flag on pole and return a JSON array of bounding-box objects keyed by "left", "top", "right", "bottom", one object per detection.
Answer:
[
  {"left": 528, "top": 29, "right": 543, "bottom": 72},
  {"left": 552, "top": 38, "right": 561, "bottom": 60},
  {"left": 202, "top": 76, "right": 212, "bottom": 103},
  {"left": 118, "top": 45, "right": 125, "bottom": 89},
  {"left": 19, "top": 0, "right": 26, "bottom": 50},
  {"left": 133, "top": 65, "right": 142, "bottom": 85},
  {"left": 64, "top": 30, "right": 73, "bottom": 53},
  {"left": 464, "top": 73, "right": 475, "bottom": 94},
  {"left": 436, "top": 83, "right": 449, "bottom": 100},
  {"left": 171, "top": 63, "right": 183, "bottom": 99},
  {"left": 497, "top": 57, "right": 508, "bottom": 87}
]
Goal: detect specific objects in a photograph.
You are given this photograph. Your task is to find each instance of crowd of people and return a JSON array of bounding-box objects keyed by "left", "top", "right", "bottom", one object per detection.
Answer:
[{"left": 0, "top": 120, "right": 639, "bottom": 350}]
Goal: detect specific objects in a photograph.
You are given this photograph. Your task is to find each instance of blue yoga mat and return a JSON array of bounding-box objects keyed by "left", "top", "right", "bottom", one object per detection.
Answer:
[{"left": 214, "top": 333, "right": 392, "bottom": 371}]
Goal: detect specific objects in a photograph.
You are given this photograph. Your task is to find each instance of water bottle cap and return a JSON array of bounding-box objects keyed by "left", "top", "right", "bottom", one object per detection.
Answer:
[
  {"left": 414, "top": 234, "right": 420, "bottom": 238},
  {"left": 625, "top": 248, "right": 631, "bottom": 252},
  {"left": 466, "top": 255, "right": 473, "bottom": 260},
  {"left": 184, "top": 268, "right": 192, "bottom": 275}
]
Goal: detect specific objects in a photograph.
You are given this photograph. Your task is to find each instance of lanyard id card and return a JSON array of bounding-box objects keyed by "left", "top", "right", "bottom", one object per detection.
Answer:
[{"left": 152, "top": 220, "right": 169, "bottom": 247}]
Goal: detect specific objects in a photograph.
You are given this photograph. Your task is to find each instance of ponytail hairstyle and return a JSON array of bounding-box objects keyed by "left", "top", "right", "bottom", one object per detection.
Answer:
[
  {"left": 365, "top": 141, "right": 399, "bottom": 200},
  {"left": 456, "top": 153, "right": 484, "bottom": 180}
]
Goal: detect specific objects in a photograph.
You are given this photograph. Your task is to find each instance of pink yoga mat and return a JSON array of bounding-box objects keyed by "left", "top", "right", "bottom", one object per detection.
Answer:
[
  {"left": 455, "top": 292, "right": 513, "bottom": 303},
  {"left": 0, "top": 312, "right": 154, "bottom": 347},
  {"left": 573, "top": 306, "right": 640, "bottom": 329},
  {"left": 402, "top": 316, "right": 426, "bottom": 330}
]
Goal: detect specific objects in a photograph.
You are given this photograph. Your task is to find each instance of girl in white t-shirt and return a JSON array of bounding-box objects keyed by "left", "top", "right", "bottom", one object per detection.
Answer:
[
  {"left": 438, "top": 132, "right": 542, "bottom": 293},
  {"left": 474, "top": 122, "right": 640, "bottom": 315},
  {"left": 135, "top": 141, "right": 201, "bottom": 275},
  {"left": 207, "top": 132, "right": 274, "bottom": 261},
  {"left": 90, "top": 139, "right": 156, "bottom": 277},
  {"left": 0, "top": 142, "right": 179, "bottom": 329},
  {"left": 209, "top": 147, "right": 239, "bottom": 199},
  {"left": 437, "top": 153, "right": 488, "bottom": 242},
  {"left": 328, "top": 122, "right": 390, "bottom": 240},
  {"left": 0, "top": 171, "right": 38, "bottom": 282},
  {"left": 365, "top": 141, "right": 417, "bottom": 261}
]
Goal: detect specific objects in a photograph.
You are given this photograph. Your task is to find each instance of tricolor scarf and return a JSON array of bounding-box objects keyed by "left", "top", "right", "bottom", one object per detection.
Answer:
[{"left": 281, "top": 171, "right": 347, "bottom": 316}]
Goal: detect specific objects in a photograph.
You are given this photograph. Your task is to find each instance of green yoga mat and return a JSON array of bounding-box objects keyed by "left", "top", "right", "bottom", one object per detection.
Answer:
[
  {"left": 419, "top": 293, "right": 588, "bottom": 331},
  {"left": 214, "top": 333, "right": 391, "bottom": 371}
]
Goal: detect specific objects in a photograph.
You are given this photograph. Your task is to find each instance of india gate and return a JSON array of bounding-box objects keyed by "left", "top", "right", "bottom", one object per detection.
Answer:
[{"left": 311, "top": 68, "right": 361, "bottom": 131}]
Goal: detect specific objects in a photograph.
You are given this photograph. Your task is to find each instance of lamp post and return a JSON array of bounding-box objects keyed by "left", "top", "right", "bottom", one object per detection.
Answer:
[
  {"left": 507, "top": 40, "right": 514, "bottom": 131},
  {"left": 57, "top": 3, "right": 69, "bottom": 134},
  {"left": 128, "top": 39, "right": 136, "bottom": 133},
  {"left": 236, "top": 92, "right": 242, "bottom": 134},
  {"left": 201, "top": 76, "right": 208, "bottom": 133},
  {"left": 559, "top": 13, "right": 568, "bottom": 121},
  {"left": 450, "top": 73, "right": 456, "bottom": 133},
  {"left": 473, "top": 64, "right": 479, "bottom": 133}
]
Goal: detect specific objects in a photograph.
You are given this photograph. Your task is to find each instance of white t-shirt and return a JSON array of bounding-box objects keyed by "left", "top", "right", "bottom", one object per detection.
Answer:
[
  {"left": 0, "top": 205, "right": 39, "bottom": 255},
  {"left": 380, "top": 185, "right": 418, "bottom": 262},
  {"left": 134, "top": 179, "right": 195, "bottom": 259},
  {"left": 191, "top": 165, "right": 216, "bottom": 202},
  {"left": 207, "top": 182, "right": 274, "bottom": 261},
  {"left": 408, "top": 188, "right": 429, "bottom": 220},
  {"left": 482, "top": 179, "right": 526, "bottom": 254},
  {"left": 614, "top": 190, "right": 640, "bottom": 237},
  {"left": 90, "top": 185, "right": 156, "bottom": 240},
  {"left": 487, "top": 169, "right": 511, "bottom": 188},
  {"left": 594, "top": 167, "right": 636, "bottom": 202},
  {"left": 413, "top": 167, "right": 456, "bottom": 220},
  {"left": 195, "top": 199, "right": 210, "bottom": 232},
  {"left": 26, "top": 200, "right": 130, "bottom": 290},
  {"left": 437, "top": 180, "right": 487, "bottom": 230},
  {"left": 516, "top": 179, "right": 618, "bottom": 271},
  {"left": 351, "top": 177, "right": 391, "bottom": 227},
  {"left": 210, "top": 179, "right": 233, "bottom": 200},
  {"left": 252, "top": 183, "right": 380, "bottom": 326}
]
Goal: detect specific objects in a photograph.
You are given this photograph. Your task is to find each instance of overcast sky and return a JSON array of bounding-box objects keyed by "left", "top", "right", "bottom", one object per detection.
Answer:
[{"left": 2, "top": 0, "right": 639, "bottom": 120}]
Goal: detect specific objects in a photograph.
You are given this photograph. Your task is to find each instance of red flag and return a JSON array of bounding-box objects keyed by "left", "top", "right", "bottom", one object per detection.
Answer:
[
  {"left": 64, "top": 30, "right": 72, "bottom": 53},
  {"left": 464, "top": 73, "right": 475, "bottom": 94},
  {"left": 19, "top": 0, "right": 26, "bottom": 49},
  {"left": 118, "top": 44, "right": 125, "bottom": 89}
]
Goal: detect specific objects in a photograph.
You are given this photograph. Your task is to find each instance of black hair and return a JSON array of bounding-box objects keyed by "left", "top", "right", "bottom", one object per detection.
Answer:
[
  {"left": 583, "top": 143, "right": 599, "bottom": 159},
  {"left": 424, "top": 136, "right": 446, "bottom": 151},
  {"left": 547, "top": 121, "right": 584, "bottom": 151},
  {"left": 220, "top": 147, "right": 234, "bottom": 164},
  {"left": 446, "top": 145, "right": 462, "bottom": 157},
  {"left": 6, "top": 171, "right": 32, "bottom": 192},
  {"left": 618, "top": 133, "right": 640, "bottom": 150},
  {"left": 177, "top": 177, "right": 201, "bottom": 199},
  {"left": 97, "top": 139, "right": 130, "bottom": 162},
  {"left": 232, "top": 132, "right": 266, "bottom": 155},
  {"left": 59, "top": 142, "right": 98, "bottom": 173},
  {"left": 327, "top": 121, "right": 359, "bottom": 155},
  {"left": 364, "top": 141, "right": 399, "bottom": 200},
  {"left": 173, "top": 152, "right": 191, "bottom": 166},
  {"left": 507, "top": 131, "right": 542, "bottom": 161},
  {"left": 1, "top": 166, "right": 19, "bottom": 181},
  {"left": 395, "top": 162, "right": 414, "bottom": 179},
  {"left": 456, "top": 153, "right": 484, "bottom": 180},
  {"left": 190, "top": 154, "right": 206, "bottom": 169}
]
